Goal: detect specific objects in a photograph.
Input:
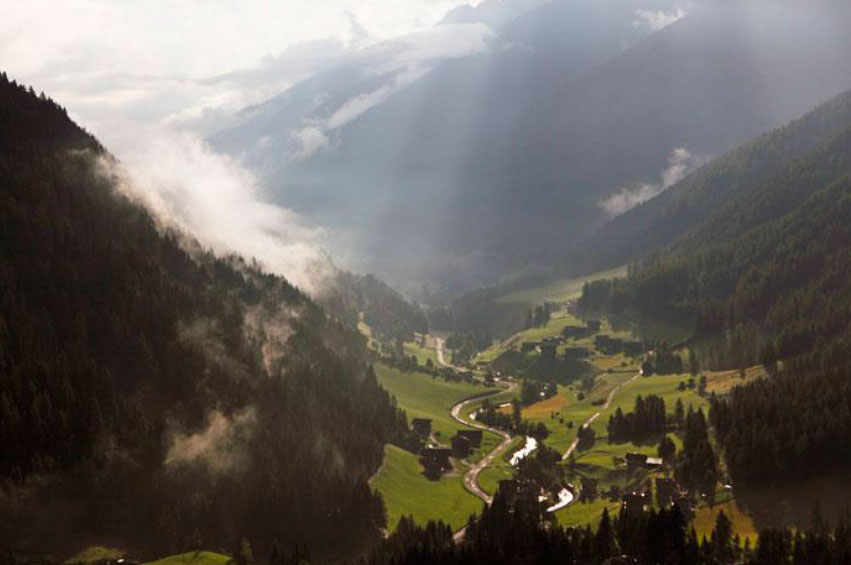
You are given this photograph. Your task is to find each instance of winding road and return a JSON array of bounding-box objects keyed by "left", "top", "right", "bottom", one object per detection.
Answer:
[
  {"left": 438, "top": 335, "right": 519, "bottom": 504},
  {"left": 449, "top": 383, "right": 518, "bottom": 505},
  {"left": 562, "top": 371, "right": 642, "bottom": 460},
  {"left": 436, "top": 336, "right": 520, "bottom": 541}
]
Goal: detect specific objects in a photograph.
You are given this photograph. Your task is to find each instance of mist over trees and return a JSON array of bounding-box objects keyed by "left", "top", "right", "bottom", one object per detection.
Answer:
[{"left": 0, "top": 73, "right": 407, "bottom": 559}]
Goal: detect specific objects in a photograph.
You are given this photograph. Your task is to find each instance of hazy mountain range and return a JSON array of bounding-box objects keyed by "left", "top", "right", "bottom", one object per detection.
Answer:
[{"left": 209, "top": 0, "right": 851, "bottom": 295}]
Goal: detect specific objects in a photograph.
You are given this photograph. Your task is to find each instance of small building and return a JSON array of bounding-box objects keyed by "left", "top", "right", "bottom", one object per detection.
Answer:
[
  {"left": 564, "top": 347, "right": 591, "bottom": 360},
  {"left": 421, "top": 447, "right": 452, "bottom": 477},
  {"left": 459, "top": 371, "right": 475, "bottom": 383},
  {"left": 411, "top": 418, "right": 432, "bottom": 437},
  {"left": 586, "top": 320, "right": 602, "bottom": 334},
  {"left": 540, "top": 343, "right": 557, "bottom": 360},
  {"left": 655, "top": 477, "right": 678, "bottom": 507},
  {"left": 562, "top": 325, "right": 588, "bottom": 339},
  {"left": 595, "top": 335, "right": 625, "bottom": 355},
  {"left": 457, "top": 429, "right": 484, "bottom": 448},
  {"left": 625, "top": 452, "right": 648, "bottom": 472},
  {"left": 626, "top": 452, "right": 664, "bottom": 472},
  {"left": 451, "top": 435, "right": 472, "bottom": 458},
  {"left": 498, "top": 479, "right": 521, "bottom": 504},
  {"left": 623, "top": 340, "right": 645, "bottom": 358},
  {"left": 621, "top": 492, "right": 647, "bottom": 517},
  {"left": 521, "top": 341, "right": 540, "bottom": 353},
  {"left": 645, "top": 456, "right": 664, "bottom": 469}
]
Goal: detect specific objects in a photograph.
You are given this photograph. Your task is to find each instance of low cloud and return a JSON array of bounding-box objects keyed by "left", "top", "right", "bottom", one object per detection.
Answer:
[
  {"left": 291, "top": 23, "right": 494, "bottom": 160},
  {"left": 632, "top": 7, "right": 688, "bottom": 32},
  {"left": 166, "top": 408, "right": 257, "bottom": 474},
  {"left": 600, "top": 147, "right": 707, "bottom": 217},
  {"left": 101, "top": 131, "right": 333, "bottom": 293}
]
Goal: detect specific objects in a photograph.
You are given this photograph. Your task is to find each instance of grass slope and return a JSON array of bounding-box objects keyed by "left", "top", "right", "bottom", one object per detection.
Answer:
[
  {"left": 375, "top": 364, "right": 495, "bottom": 443},
  {"left": 497, "top": 266, "right": 627, "bottom": 305},
  {"left": 144, "top": 552, "right": 231, "bottom": 565},
  {"left": 370, "top": 445, "right": 483, "bottom": 532}
]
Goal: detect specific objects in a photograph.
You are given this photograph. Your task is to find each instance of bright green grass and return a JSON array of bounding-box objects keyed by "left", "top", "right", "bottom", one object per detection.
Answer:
[
  {"left": 555, "top": 498, "right": 621, "bottom": 530},
  {"left": 144, "top": 551, "right": 231, "bottom": 565},
  {"left": 497, "top": 266, "right": 627, "bottom": 305},
  {"left": 371, "top": 445, "right": 484, "bottom": 531},
  {"left": 403, "top": 340, "right": 439, "bottom": 367},
  {"left": 375, "top": 364, "right": 496, "bottom": 443},
  {"left": 66, "top": 547, "right": 125, "bottom": 564},
  {"left": 586, "top": 374, "right": 710, "bottom": 436},
  {"left": 477, "top": 436, "right": 525, "bottom": 496}
]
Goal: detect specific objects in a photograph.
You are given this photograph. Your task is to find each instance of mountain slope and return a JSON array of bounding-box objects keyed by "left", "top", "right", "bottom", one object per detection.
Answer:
[
  {"left": 573, "top": 87, "right": 851, "bottom": 273},
  {"left": 0, "top": 73, "right": 404, "bottom": 559},
  {"left": 214, "top": 0, "right": 851, "bottom": 289},
  {"left": 579, "top": 121, "right": 851, "bottom": 368}
]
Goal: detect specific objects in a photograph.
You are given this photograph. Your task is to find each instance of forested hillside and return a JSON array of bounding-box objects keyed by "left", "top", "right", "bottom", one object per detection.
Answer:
[
  {"left": 0, "top": 73, "right": 405, "bottom": 559},
  {"left": 572, "top": 87, "right": 851, "bottom": 274},
  {"left": 578, "top": 99, "right": 851, "bottom": 486},
  {"left": 322, "top": 272, "right": 428, "bottom": 342}
]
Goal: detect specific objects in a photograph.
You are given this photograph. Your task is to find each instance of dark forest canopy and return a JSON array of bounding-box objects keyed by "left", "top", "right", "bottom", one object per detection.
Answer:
[
  {"left": 0, "top": 72, "right": 408, "bottom": 559},
  {"left": 576, "top": 84, "right": 851, "bottom": 489}
]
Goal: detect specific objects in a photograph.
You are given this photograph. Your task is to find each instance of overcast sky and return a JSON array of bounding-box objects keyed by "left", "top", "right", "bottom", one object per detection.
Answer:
[
  {"left": 0, "top": 1, "right": 491, "bottom": 292},
  {"left": 1, "top": 0, "right": 481, "bottom": 140}
]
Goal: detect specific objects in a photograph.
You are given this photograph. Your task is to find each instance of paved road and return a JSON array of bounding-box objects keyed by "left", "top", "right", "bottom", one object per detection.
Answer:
[
  {"left": 562, "top": 371, "right": 642, "bottom": 460},
  {"left": 449, "top": 383, "right": 518, "bottom": 504}
]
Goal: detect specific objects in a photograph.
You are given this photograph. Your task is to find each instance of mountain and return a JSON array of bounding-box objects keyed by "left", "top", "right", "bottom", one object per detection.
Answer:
[
  {"left": 212, "top": 0, "right": 851, "bottom": 292},
  {"left": 579, "top": 116, "right": 851, "bottom": 359},
  {"left": 577, "top": 97, "right": 851, "bottom": 489},
  {"left": 0, "top": 73, "right": 406, "bottom": 559},
  {"left": 573, "top": 87, "right": 851, "bottom": 274}
]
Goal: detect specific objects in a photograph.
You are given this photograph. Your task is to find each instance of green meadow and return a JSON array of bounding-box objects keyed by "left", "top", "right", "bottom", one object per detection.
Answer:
[{"left": 370, "top": 445, "right": 484, "bottom": 532}]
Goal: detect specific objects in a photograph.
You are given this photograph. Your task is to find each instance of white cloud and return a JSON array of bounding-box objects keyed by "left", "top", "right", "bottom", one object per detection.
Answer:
[
  {"left": 600, "top": 147, "right": 708, "bottom": 217},
  {"left": 102, "top": 131, "right": 333, "bottom": 293},
  {"left": 291, "top": 22, "right": 494, "bottom": 159},
  {"left": 0, "top": 1, "right": 490, "bottom": 293},
  {"left": 632, "top": 7, "right": 689, "bottom": 32},
  {"left": 166, "top": 408, "right": 257, "bottom": 474}
]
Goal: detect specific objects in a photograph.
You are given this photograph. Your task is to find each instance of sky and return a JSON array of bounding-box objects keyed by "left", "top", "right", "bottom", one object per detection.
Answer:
[
  {"left": 1, "top": 0, "right": 483, "bottom": 140},
  {"left": 0, "top": 0, "right": 486, "bottom": 292}
]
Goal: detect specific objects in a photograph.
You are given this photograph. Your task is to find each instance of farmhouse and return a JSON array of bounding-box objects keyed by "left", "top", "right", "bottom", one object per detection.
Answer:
[
  {"left": 564, "top": 347, "right": 591, "bottom": 360},
  {"left": 459, "top": 371, "right": 475, "bottom": 383},
  {"left": 586, "top": 320, "right": 602, "bottom": 334},
  {"left": 421, "top": 447, "right": 452, "bottom": 477},
  {"left": 540, "top": 343, "right": 558, "bottom": 360},
  {"left": 521, "top": 341, "right": 540, "bottom": 353},
  {"left": 561, "top": 325, "right": 588, "bottom": 339},
  {"left": 411, "top": 418, "right": 432, "bottom": 437},
  {"left": 595, "top": 335, "right": 625, "bottom": 355},
  {"left": 499, "top": 479, "right": 521, "bottom": 504},
  {"left": 451, "top": 435, "right": 472, "bottom": 458},
  {"left": 626, "top": 452, "right": 664, "bottom": 472},
  {"left": 621, "top": 491, "right": 648, "bottom": 517},
  {"left": 457, "top": 429, "right": 484, "bottom": 447},
  {"left": 623, "top": 340, "right": 645, "bottom": 357},
  {"left": 655, "top": 477, "right": 678, "bottom": 507}
]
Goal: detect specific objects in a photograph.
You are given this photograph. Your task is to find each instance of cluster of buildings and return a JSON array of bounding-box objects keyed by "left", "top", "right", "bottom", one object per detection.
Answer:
[
  {"left": 594, "top": 334, "right": 646, "bottom": 357},
  {"left": 621, "top": 477, "right": 695, "bottom": 519},
  {"left": 411, "top": 417, "right": 484, "bottom": 477}
]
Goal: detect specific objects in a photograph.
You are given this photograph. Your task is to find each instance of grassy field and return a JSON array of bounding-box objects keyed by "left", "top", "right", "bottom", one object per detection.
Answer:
[
  {"left": 370, "top": 445, "right": 483, "bottom": 531},
  {"left": 65, "top": 547, "right": 126, "bottom": 564},
  {"left": 496, "top": 266, "right": 628, "bottom": 305},
  {"left": 704, "top": 365, "right": 768, "bottom": 395},
  {"left": 403, "top": 334, "right": 440, "bottom": 366},
  {"left": 144, "top": 552, "right": 231, "bottom": 565},
  {"left": 375, "top": 364, "right": 496, "bottom": 444},
  {"left": 477, "top": 436, "right": 525, "bottom": 496},
  {"left": 694, "top": 495, "right": 758, "bottom": 546},
  {"left": 556, "top": 498, "right": 622, "bottom": 530},
  {"left": 585, "top": 373, "right": 710, "bottom": 436}
]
